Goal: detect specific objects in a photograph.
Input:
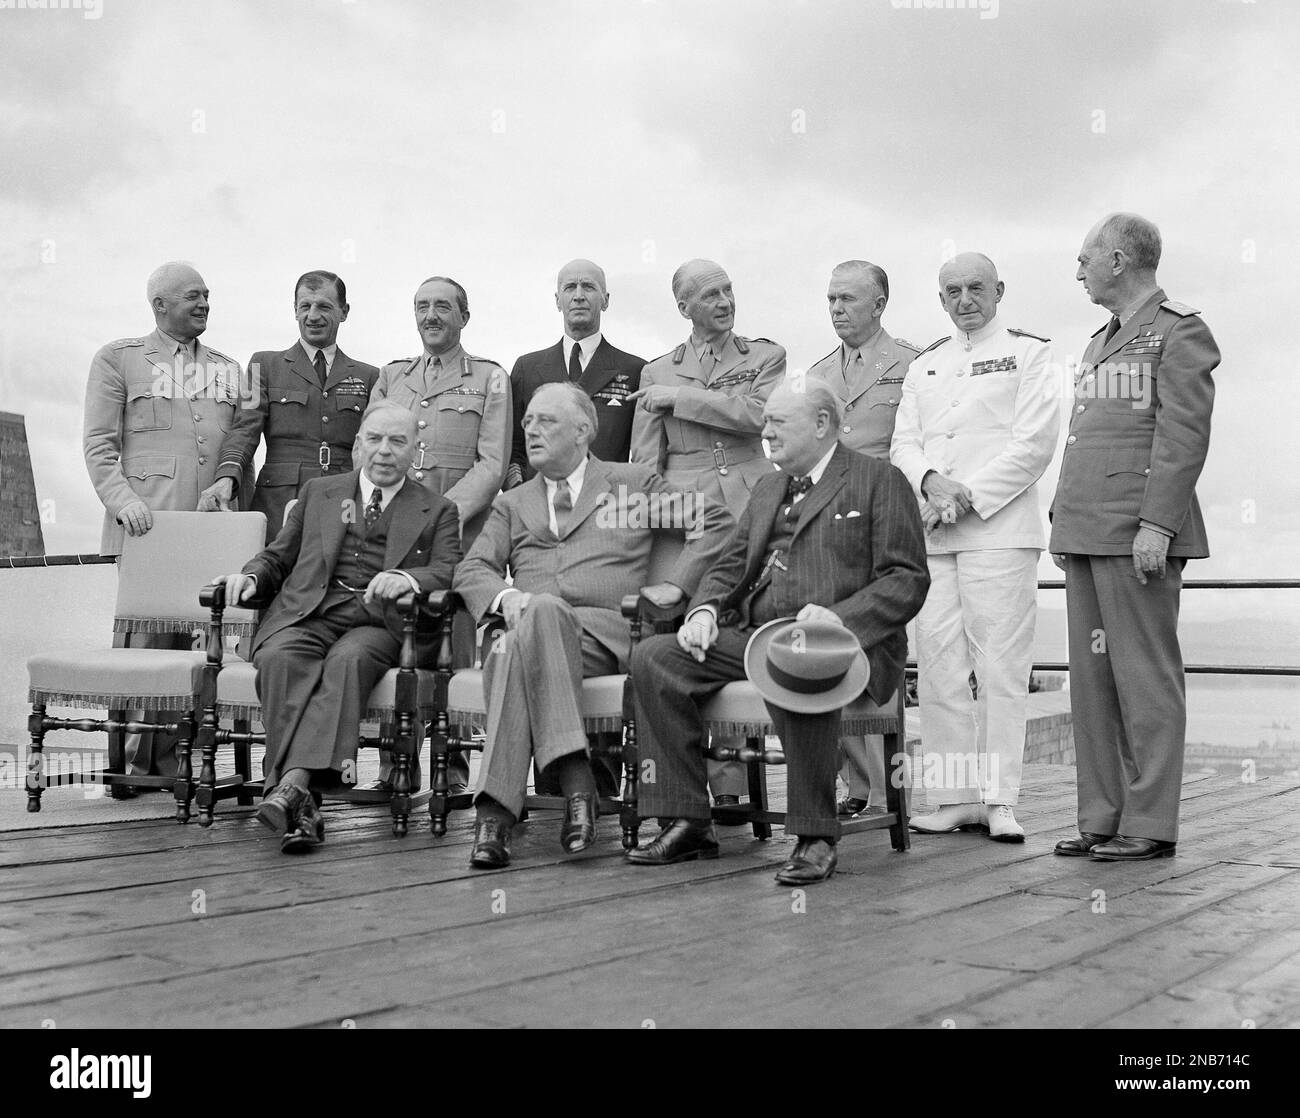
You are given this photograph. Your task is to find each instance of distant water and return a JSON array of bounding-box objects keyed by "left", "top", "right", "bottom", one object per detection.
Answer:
[{"left": 2, "top": 567, "right": 1297, "bottom": 761}]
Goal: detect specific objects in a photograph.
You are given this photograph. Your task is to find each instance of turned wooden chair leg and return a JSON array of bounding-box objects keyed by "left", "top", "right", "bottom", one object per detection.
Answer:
[
  {"left": 25, "top": 703, "right": 46, "bottom": 813},
  {"left": 174, "top": 711, "right": 195, "bottom": 824},
  {"left": 747, "top": 742, "right": 772, "bottom": 840},
  {"left": 620, "top": 720, "right": 641, "bottom": 851}
]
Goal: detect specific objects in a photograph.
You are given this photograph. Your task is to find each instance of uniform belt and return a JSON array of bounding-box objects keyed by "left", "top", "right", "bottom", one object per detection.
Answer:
[
  {"left": 266, "top": 439, "right": 353, "bottom": 457},
  {"left": 669, "top": 446, "right": 765, "bottom": 472}
]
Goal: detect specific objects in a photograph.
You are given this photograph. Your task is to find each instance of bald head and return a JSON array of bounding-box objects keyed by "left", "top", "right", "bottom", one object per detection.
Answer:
[
  {"left": 671, "top": 258, "right": 728, "bottom": 302},
  {"left": 555, "top": 259, "right": 610, "bottom": 340},
  {"left": 148, "top": 261, "right": 209, "bottom": 342},
  {"left": 762, "top": 375, "right": 842, "bottom": 475},
  {"left": 938, "top": 252, "right": 1003, "bottom": 333}
]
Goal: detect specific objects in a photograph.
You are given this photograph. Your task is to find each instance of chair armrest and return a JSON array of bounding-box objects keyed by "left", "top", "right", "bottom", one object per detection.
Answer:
[{"left": 199, "top": 580, "right": 226, "bottom": 610}]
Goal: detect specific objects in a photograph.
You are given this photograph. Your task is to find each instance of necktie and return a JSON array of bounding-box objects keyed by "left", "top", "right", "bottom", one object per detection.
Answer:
[
  {"left": 553, "top": 478, "right": 573, "bottom": 536},
  {"left": 568, "top": 343, "right": 583, "bottom": 382},
  {"left": 1104, "top": 316, "right": 1121, "bottom": 343},
  {"left": 364, "top": 488, "right": 383, "bottom": 528},
  {"left": 314, "top": 350, "right": 328, "bottom": 388}
]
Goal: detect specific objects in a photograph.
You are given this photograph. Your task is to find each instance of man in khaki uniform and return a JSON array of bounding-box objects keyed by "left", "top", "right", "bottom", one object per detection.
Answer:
[
  {"left": 82, "top": 261, "right": 245, "bottom": 784},
  {"left": 630, "top": 259, "right": 785, "bottom": 805},
  {"left": 368, "top": 275, "right": 511, "bottom": 792},
  {"left": 808, "top": 260, "right": 920, "bottom": 820}
]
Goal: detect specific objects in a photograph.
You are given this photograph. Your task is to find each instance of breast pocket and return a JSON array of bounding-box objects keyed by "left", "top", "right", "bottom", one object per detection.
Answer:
[
  {"left": 126, "top": 390, "right": 172, "bottom": 432},
  {"left": 435, "top": 394, "right": 486, "bottom": 451}
]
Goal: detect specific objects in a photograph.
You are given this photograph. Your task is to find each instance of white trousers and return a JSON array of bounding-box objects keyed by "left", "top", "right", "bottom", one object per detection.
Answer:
[{"left": 915, "top": 548, "right": 1038, "bottom": 807}]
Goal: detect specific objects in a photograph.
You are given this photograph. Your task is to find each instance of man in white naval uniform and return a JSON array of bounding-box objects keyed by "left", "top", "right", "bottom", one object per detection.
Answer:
[{"left": 890, "top": 253, "right": 1059, "bottom": 841}]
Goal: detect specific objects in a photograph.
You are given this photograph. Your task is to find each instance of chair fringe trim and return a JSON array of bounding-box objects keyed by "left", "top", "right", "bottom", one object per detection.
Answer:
[
  {"left": 29, "top": 689, "right": 195, "bottom": 710},
  {"left": 364, "top": 704, "right": 437, "bottom": 721},
  {"left": 704, "top": 715, "right": 898, "bottom": 737},
  {"left": 448, "top": 710, "right": 624, "bottom": 734},
  {"left": 214, "top": 702, "right": 263, "bottom": 721},
  {"left": 113, "top": 617, "right": 259, "bottom": 636}
]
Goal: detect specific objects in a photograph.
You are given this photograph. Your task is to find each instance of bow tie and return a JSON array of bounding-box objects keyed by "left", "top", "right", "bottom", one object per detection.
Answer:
[{"left": 787, "top": 474, "right": 813, "bottom": 498}]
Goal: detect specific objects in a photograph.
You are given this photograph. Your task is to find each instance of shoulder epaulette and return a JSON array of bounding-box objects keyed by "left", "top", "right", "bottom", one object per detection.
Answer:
[
  {"left": 811, "top": 348, "right": 839, "bottom": 368},
  {"left": 893, "top": 337, "right": 921, "bottom": 353},
  {"left": 465, "top": 353, "right": 506, "bottom": 370},
  {"left": 913, "top": 336, "right": 951, "bottom": 359},
  {"left": 733, "top": 336, "right": 750, "bottom": 354},
  {"left": 108, "top": 337, "right": 144, "bottom": 349},
  {"left": 671, "top": 343, "right": 687, "bottom": 365},
  {"left": 205, "top": 346, "right": 237, "bottom": 364},
  {"left": 1007, "top": 328, "right": 1051, "bottom": 343},
  {"left": 386, "top": 356, "right": 418, "bottom": 368},
  {"left": 1160, "top": 299, "right": 1199, "bottom": 317}
]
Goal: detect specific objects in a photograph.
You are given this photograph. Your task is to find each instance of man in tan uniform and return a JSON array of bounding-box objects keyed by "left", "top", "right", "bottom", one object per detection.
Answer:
[
  {"left": 630, "top": 259, "right": 785, "bottom": 806},
  {"left": 82, "top": 260, "right": 245, "bottom": 784},
  {"left": 367, "top": 275, "right": 511, "bottom": 792},
  {"left": 808, "top": 260, "right": 920, "bottom": 820}
]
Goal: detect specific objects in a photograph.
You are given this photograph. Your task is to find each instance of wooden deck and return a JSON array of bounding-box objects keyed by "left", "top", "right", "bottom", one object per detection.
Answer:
[{"left": 1, "top": 763, "right": 1298, "bottom": 1030}]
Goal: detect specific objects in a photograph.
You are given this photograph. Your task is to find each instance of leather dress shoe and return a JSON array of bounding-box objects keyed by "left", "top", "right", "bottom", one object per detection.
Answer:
[
  {"left": 714, "top": 794, "right": 741, "bottom": 807},
  {"left": 909, "top": 803, "right": 987, "bottom": 834},
  {"left": 986, "top": 804, "right": 1025, "bottom": 843},
  {"left": 837, "top": 796, "right": 870, "bottom": 817},
  {"left": 1054, "top": 831, "right": 1114, "bottom": 857},
  {"left": 560, "top": 793, "right": 598, "bottom": 854},
  {"left": 470, "top": 817, "right": 513, "bottom": 869},
  {"left": 712, "top": 793, "right": 748, "bottom": 826},
  {"left": 255, "top": 783, "right": 309, "bottom": 835},
  {"left": 774, "top": 838, "right": 838, "bottom": 885},
  {"left": 281, "top": 796, "right": 325, "bottom": 854},
  {"left": 1090, "top": 836, "right": 1176, "bottom": 861},
  {"left": 625, "top": 818, "right": 719, "bottom": 865}
]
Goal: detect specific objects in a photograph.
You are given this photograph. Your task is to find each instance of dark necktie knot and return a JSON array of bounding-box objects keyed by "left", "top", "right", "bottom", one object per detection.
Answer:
[{"left": 364, "top": 488, "right": 383, "bottom": 527}]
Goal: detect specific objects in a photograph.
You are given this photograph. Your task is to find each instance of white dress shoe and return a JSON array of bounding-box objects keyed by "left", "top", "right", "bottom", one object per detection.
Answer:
[
  {"left": 987, "top": 804, "right": 1025, "bottom": 843},
  {"left": 909, "top": 803, "right": 986, "bottom": 833}
]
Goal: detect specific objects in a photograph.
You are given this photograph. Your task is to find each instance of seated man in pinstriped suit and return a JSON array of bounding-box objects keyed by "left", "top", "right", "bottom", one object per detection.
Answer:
[
  {"left": 627, "top": 378, "right": 931, "bottom": 885},
  {"left": 452, "top": 383, "right": 732, "bottom": 869}
]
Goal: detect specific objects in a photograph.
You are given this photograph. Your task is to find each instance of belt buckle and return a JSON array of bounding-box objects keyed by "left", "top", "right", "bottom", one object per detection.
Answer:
[
  {"left": 318, "top": 443, "right": 331, "bottom": 470},
  {"left": 712, "top": 446, "right": 728, "bottom": 475},
  {"left": 415, "top": 446, "right": 428, "bottom": 470}
]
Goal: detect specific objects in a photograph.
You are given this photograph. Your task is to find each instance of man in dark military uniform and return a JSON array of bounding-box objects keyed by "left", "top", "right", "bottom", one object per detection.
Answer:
[
  {"left": 630, "top": 258, "right": 786, "bottom": 807},
  {"left": 809, "top": 259, "right": 921, "bottom": 821},
  {"left": 367, "top": 275, "right": 511, "bottom": 793},
  {"left": 215, "top": 270, "right": 378, "bottom": 541},
  {"left": 506, "top": 258, "right": 645, "bottom": 487},
  {"left": 82, "top": 261, "right": 244, "bottom": 785},
  {"left": 1052, "top": 214, "right": 1219, "bottom": 862}
]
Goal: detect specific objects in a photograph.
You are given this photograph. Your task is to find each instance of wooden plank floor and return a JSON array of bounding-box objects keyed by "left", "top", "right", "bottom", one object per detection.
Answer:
[{"left": 0, "top": 763, "right": 1296, "bottom": 1029}]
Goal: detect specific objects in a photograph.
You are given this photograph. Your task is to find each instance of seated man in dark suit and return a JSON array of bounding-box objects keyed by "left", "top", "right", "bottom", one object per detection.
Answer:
[
  {"left": 453, "top": 382, "right": 730, "bottom": 868},
  {"left": 505, "top": 259, "right": 646, "bottom": 488},
  {"left": 627, "top": 378, "right": 930, "bottom": 884},
  {"left": 218, "top": 402, "right": 461, "bottom": 853}
]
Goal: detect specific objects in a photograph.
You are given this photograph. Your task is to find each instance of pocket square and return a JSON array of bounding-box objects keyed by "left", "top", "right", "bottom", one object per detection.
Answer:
[
  {"left": 605, "top": 398, "right": 622, "bottom": 406},
  {"left": 845, "top": 510, "right": 861, "bottom": 518}
]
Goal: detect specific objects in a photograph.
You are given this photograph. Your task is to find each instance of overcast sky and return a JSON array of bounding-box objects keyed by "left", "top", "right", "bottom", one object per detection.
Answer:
[{"left": 2, "top": 0, "right": 1296, "bottom": 614}]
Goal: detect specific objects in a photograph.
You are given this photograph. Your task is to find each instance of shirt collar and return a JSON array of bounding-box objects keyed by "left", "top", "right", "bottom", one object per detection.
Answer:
[
  {"left": 300, "top": 339, "right": 338, "bottom": 367},
  {"left": 156, "top": 328, "right": 196, "bottom": 358},
  {"left": 960, "top": 314, "right": 1003, "bottom": 348},
  {"left": 543, "top": 455, "right": 589, "bottom": 500},
  {"left": 806, "top": 443, "right": 837, "bottom": 486},
  {"left": 690, "top": 332, "right": 730, "bottom": 361},
  {"left": 358, "top": 470, "right": 406, "bottom": 511},
  {"left": 424, "top": 343, "right": 465, "bottom": 375},
  {"left": 563, "top": 332, "right": 602, "bottom": 368},
  {"left": 842, "top": 326, "right": 884, "bottom": 368}
]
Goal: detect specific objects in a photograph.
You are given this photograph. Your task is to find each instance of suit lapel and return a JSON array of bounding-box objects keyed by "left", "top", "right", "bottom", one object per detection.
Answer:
[
  {"left": 318, "top": 471, "right": 357, "bottom": 566},
  {"left": 792, "top": 448, "right": 849, "bottom": 541},
  {"left": 323, "top": 347, "right": 356, "bottom": 392},
  {"left": 708, "top": 336, "right": 745, "bottom": 388},
  {"left": 284, "top": 342, "right": 320, "bottom": 391},
  {"left": 546, "top": 340, "right": 567, "bottom": 381},
  {"left": 578, "top": 338, "right": 619, "bottom": 397},
  {"left": 845, "top": 332, "right": 903, "bottom": 405},
  {"left": 421, "top": 349, "right": 467, "bottom": 398},
  {"left": 383, "top": 480, "right": 429, "bottom": 568},
  {"left": 563, "top": 456, "right": 612, "bottom": 537},
  {"left": 675, "top": 340, "right": 710, "bottom": 385},
  {"left": 516, "top": 474, "right": 553, "bottom": 541}
]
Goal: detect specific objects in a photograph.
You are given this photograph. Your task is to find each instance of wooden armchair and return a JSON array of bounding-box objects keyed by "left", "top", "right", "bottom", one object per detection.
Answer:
[
  {"left": 431, "top": 586, "right": 685, "bottom": 850},
  {"left": 191, "top": 582, "right": 458, "bottom": 835},
  {"left": 24, "top": 512, "right": 265, "bottom": 820}
]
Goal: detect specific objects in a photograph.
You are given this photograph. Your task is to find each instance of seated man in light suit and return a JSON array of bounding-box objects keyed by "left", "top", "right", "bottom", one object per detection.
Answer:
[
  {"left": 627, "top": 378, "right": 930, "bottom": 885},
  {"left": 452, "top": 382, "right": 731, "bottom": 869},
  {"left": 217, "top": 403, "right": 461, "bottom": 853}
]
